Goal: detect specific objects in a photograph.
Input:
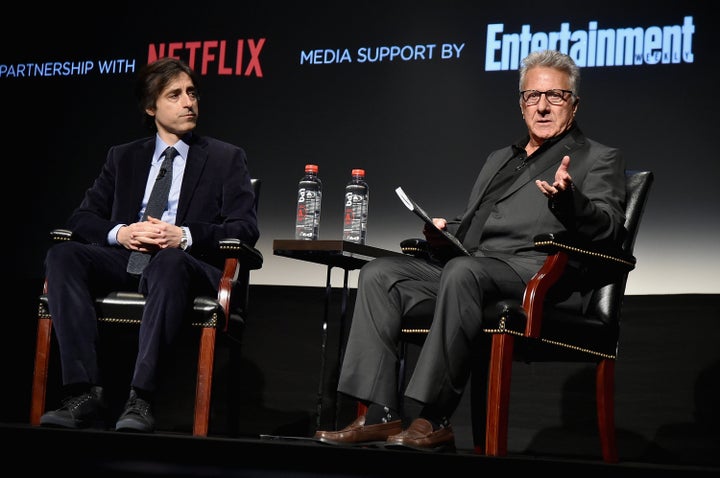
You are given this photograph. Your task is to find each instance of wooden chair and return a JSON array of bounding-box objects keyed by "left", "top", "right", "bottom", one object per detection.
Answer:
[
  {"left": 29, "top": 179, "right": 264, "bottom": 437},
  {"left": 393, "top": 169, "right": 653, "bottom": 462}
]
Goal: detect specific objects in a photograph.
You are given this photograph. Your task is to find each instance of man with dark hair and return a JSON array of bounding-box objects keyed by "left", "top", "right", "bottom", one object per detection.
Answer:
[{"left": 39, "top": 57, "right": 259, "bottom": 433}]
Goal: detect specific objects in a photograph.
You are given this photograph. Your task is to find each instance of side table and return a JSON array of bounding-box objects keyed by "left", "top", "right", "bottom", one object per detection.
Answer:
[{"left": 272, "top": 239, "right": 404, "bottom": 430}]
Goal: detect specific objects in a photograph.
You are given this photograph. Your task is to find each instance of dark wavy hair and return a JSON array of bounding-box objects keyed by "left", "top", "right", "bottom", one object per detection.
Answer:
[{"left": 135, "top": 57, "right": 201, "bottom": 131}]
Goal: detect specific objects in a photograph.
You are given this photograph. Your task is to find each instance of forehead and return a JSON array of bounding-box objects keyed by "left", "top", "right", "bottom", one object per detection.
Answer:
[
  {"left": 524, "top": 66, "right": 569, "bottom": 88},
  {"left": 161, "top": 72, "right": 195, "bottom": 93}
]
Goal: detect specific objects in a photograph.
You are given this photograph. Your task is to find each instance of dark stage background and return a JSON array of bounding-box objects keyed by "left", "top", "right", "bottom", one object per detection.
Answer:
[
  {"left": 3, "top": 0, "right": 718, "bottom": 293},
  {"left": 2, "top": 0, "right": 719, "bottom": 471}
]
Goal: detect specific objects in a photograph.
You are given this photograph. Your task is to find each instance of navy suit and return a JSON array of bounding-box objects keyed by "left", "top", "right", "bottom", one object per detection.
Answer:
[
  {"left": 338, "top": 125, "right": 627, "bottom": 415},
  {"left": 45, "top": 134, "right": 259, "bottom": 392}
]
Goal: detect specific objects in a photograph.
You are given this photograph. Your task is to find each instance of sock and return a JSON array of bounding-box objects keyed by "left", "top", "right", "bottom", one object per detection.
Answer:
[
  {"left": 365, "top": 403, "right": 400, "bottom": 424},
  {"left": 65, "top": 382, "right": 92, "bottom": 397},
  {"left": 131, "top": 387, "right": 154, "bottom": 403},
  {"left": 419, "top": 404, "right": 451, "bottom": 431}
]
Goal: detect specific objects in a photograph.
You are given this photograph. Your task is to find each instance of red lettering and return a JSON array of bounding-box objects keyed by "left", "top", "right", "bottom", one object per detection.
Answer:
[
  {"left": 167, "top": 42, "right": 184, "bottom": 60},
  {"left": 146, "top": 39, "right": 265, "bottom": 78},
  {"left": 147, "top": 44, "right": 165, "bottom": 63},
  {"left": 235, "top": 40, "right": 244, "bottom": 76},
  {"left": 245, "top": 38, "right": 265, "bottom": 77},
  {"left": 218, "top": 40, "right": 232, "bottom": 75},
  {"left": 200, "top": 41, "right": 218, "bottom": 75},
  {"left": 185, "top": 41, "right": 202, "bottom": 70}
]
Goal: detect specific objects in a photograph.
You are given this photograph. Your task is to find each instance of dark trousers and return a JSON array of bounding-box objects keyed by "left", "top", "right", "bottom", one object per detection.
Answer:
[
  {"left": 44, "top": 242, "right": 220, "bottom": 392},
  {"left": 337, "top": 254, "right": 526, "bottom": 418}
]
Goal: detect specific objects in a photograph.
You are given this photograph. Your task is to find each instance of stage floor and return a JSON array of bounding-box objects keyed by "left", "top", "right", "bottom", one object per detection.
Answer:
[{"left": 3, "top": 423, "right": 718, "bottom": 477}]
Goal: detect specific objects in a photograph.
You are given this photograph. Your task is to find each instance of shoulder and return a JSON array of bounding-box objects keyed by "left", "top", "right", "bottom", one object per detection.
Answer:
[
  {"left": 585, "top": 137, "right": 619, "bottom": 154},
  {"left": 566, "top": 127, "right": 620, "bottom": 157},
  {"left": 191, "top": 134, "right": 246, "bottom": 156},
  {"left": 109, "top": 137, "right": 154, "bottom": 153}
]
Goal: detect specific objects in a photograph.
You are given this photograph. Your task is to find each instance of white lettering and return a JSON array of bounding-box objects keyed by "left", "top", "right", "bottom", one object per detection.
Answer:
[{"left": 485, "top": 16, "right": 695, "bottom": 71}]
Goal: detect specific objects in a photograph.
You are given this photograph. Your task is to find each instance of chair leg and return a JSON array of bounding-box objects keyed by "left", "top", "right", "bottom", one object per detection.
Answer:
[
  {"left": 484, "top": 333, "right": 515, "bottom": 457},
  {"left": 193, "top": 327, "right": 216, "bottom": 437},
  {"left": 596, "top": 358, "right": 618, "bottom": 463},
  {"left": 30, "top": 317, "right": 53, "bottom": 425},
  {"left": 470, "top": 336, "right": 491, "bottom": 454}
]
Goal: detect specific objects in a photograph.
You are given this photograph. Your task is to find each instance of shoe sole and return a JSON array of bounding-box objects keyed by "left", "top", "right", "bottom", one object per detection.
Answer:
[
  {"left": 315, "top": 437, "right": 387, "bottom": 447},
  {"left": 383, "top": 442, "right": 456, "bottom": 453},
  {"left": 40, "top": 415, "right": 103, "bottom": 429},
  {"left": 115, "top": 419, "right": 153, "bottom": 433}
]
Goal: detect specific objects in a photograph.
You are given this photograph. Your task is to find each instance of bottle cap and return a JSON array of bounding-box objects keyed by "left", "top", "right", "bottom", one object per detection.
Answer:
[
  {"left": 352, "top": 169, "right": 365, "bottom": 177},
  {"left": 305, "top": 164, "right": 319, "bottom": 173}
]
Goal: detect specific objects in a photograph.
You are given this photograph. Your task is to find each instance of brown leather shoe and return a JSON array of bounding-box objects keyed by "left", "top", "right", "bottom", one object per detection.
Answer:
[
  {"left": 385, "top": 418, "right": 455, "bottom": 452},
  {"left": 314, "top": 415, "right": 402, "bottom": 446}
]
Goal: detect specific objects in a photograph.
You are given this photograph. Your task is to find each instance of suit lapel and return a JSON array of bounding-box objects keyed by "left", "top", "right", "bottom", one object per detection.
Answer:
[
  {"left": 123, "top": 140, "right": 156, "bottom": 221},
  {"left": 456, "top": 127, "right": 586, "bottom": 237},
  {"left": 500, "top": 128, "right": 586, "bottom": 200},
  {"left": 175, "top": 135, "right": 209, "bottom": 224}
]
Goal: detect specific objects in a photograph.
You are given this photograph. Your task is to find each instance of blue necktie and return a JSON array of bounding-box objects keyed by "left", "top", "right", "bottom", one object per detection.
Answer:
[{"left": 126, "top": 146, "right": 178, "bottom": 275}]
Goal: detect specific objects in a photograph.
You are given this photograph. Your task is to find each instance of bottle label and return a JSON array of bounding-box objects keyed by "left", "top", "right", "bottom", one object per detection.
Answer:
[
  {"left": 296, "top": 185, "right": 321, "bottom": 240},
  {"left": 342, "top": 185, "right": 368, "bottom": 244}
]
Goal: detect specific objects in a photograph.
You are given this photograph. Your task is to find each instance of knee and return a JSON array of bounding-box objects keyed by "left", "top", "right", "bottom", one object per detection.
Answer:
[
  {"left": 358, "top": 256, "right": 394, "bottom": 283},
  {"left": 358, "top": 257, "right": 386, "bottom": 282},
  {"left": 45, "top": 241, "right": 85, "bottom": 268},
  {"left": 143, "top": 248, "right": 187, "bottom": 277},
  {"left": 440, "top": 257, "right": 481, "bottom": 288},
  {"left": 442, "top": 256, "right": 476, "bottom": 277},
  {"left": 357, "top": 256, "right": 405, "bottom": 288}
]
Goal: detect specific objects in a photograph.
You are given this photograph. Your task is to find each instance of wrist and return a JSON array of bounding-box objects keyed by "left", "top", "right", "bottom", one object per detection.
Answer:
[{"left": 179, "top": 227, "right": 188, "bottom": 250}]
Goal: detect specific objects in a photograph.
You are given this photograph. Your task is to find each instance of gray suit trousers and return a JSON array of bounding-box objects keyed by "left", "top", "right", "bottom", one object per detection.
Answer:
[{"left": 338, "top": 254, "right": 526, "bottom": 416}]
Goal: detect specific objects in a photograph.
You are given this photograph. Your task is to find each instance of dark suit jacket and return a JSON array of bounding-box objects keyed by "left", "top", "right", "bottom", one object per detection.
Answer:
[
  {"left": 450, "top": 126, "right": 627, "bottom": 282},
  {"left": 66, "top": 134, "right": 259, "bottom": 270}
]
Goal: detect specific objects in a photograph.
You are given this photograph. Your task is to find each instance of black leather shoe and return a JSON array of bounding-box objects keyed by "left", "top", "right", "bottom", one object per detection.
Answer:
[
  {"left": 385, "top": 418, "right": 455, "bottom": 452},
  {"left": 40, "top": 386, "right": 106, "bottom": 429},
  {"left": 314, "top": 415, "right": 402, "bottom": 446},
  {"left": 115, "top": 390, "right": 155, "bottom": 433}
]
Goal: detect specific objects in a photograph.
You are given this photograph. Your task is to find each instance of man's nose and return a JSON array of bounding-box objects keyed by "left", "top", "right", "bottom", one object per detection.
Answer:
[{"left": 181, "top": 92, "right": 196, "bottom": 106}]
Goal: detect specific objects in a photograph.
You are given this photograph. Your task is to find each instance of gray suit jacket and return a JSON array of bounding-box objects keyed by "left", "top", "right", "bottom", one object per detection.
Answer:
[{"left": 450, "top": 126, "right": 627, "bottom": 282}]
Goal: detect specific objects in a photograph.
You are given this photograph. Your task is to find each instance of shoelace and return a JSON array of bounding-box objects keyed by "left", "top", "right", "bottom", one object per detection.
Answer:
[
  {"left": 61, "top": 392, "right": 93, "bottom": 410},
  {"left": 125, "top": 397, "right": 151, "bottom": 416}
]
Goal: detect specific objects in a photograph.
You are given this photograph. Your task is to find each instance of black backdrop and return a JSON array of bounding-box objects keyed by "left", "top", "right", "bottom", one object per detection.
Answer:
[{"left": 4, "top": 0, "right": 718, "bottom": 294}]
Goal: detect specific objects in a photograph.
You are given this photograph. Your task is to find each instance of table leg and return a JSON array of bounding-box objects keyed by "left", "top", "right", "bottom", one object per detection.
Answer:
[
  {"left": 314, "top": 266, "right": 334, "bottom": 429},
  {"left": 315, "top": 266, "right": 352, "bottom": 431},
  {"left": 334, "top": 268, "right": 350, "bottom": 428}
]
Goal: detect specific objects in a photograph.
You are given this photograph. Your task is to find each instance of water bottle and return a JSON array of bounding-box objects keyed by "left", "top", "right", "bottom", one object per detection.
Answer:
[
  {"left": 295, "top": 164, "right": 322, "bottom": 240},
  {"left": 342, "top": 168, "right": 369, "bottom": 244}
]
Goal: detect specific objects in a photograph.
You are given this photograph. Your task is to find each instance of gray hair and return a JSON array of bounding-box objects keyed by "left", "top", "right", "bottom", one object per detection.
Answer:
[{"left": 519, "top": 50, "right": 580, "bottom": 98}]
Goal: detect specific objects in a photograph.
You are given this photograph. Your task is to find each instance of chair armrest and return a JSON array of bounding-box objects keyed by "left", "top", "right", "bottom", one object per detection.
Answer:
[
  {"left": 521, "top": 250, "right": 569, "bottom": 338},
  {"left": 400, "top": 238, "right": 430, "bottom": 260},
  {"left": 50, "top": 228, "right": 76, "bottom": 242},
  {"left": 216, "top": 239, "right": 262, "bottom": 333},
  {"left": 522, "top": 232, "right": 635, "bottom": 339},
  {"left": 50, "top": 229, "right": 264, "bottom": 272},
  {"left": 218, "top": 238, "right": 263, "bottom": 271},
  {"left": 533, "top": 232, "right": 636, "bottom": 271}
]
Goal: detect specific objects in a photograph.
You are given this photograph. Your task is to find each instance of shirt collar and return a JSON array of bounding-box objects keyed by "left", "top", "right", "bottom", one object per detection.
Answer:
[
  {"left": 154, "top": 134, "right": 191, "bottom": 163},
  {"left": 512, "top": 122, "right": 577, "bottom": 156}
]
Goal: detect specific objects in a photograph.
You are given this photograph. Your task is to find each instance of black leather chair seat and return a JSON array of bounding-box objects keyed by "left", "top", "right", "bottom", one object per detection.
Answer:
[
  {"left": 39, "top": 293, "right": 238, "bottom": 331},
  {"left": 483, "top": 299, "right": 619, "bottom": 360}
]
